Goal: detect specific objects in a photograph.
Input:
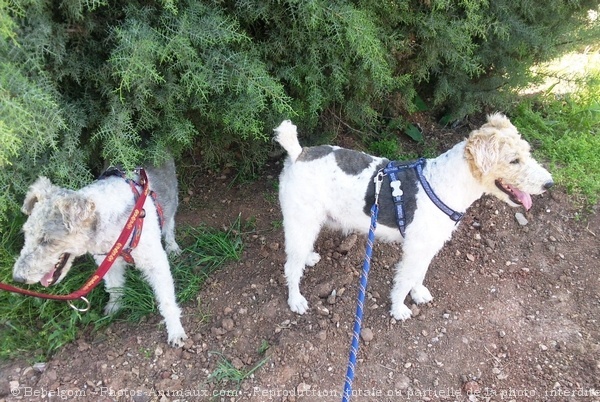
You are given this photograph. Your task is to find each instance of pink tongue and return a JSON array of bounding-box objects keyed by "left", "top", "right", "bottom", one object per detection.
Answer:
[
  {"left": 509, "top": 185, "right": 532, "bottom": 210},
  {"left": 40, "top": 269, "right": 55, "bottom": 287}
]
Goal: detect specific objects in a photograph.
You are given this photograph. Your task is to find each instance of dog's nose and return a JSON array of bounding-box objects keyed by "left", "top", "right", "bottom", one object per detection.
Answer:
[
  {"left": 543, "top": 180, "right": 554, "bottom": 190},
  {"left": 12, "top": 273, "right": 26, "bottom": 283}
]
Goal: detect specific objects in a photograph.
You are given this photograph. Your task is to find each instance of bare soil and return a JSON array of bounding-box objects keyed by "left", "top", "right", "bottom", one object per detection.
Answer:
[{"left": 1, "top": 122, "right": 599, "bottom": 402}]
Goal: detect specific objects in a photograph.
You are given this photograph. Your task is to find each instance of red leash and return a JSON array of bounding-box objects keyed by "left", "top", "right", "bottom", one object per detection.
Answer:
[{"left": 0, "top": 169, "right": 150, "bottom": 311}]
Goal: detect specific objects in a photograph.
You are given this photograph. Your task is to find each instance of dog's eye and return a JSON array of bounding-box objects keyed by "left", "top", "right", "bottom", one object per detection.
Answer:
[{"left": 510, "top": 158, "right": 520, "bottom": 165}]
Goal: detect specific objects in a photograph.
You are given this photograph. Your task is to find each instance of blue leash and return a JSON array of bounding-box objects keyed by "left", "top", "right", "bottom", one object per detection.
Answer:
[{"left": 342, "top": 171, "right": 384, "bottom": 402}]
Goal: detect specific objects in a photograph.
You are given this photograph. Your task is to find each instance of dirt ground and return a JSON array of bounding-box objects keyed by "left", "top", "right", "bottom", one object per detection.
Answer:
[{"left": 1, "top": 121, "right": 599, "bottom": 402}]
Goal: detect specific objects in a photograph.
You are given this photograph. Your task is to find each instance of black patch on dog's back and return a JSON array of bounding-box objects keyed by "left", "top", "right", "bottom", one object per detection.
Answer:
[
  {"left": 363, "top": 161, "right": 420, "bottom": 231},
  {"left": 297, "top": 145, "right": 334, "bottom": 162},
  {"left": 334, "top": 149, "right": 374, "bottom": 175}
]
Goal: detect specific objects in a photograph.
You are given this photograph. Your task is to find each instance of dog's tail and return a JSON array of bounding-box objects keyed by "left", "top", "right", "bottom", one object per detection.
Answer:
[{"left": 274, "top": 120, "right": 302, "bottom": 162}]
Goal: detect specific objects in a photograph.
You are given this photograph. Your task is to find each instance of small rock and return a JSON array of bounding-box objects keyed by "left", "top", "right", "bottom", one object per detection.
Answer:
[
  {"left": 297, "top": 382, "right": 311, "bottom": 393},
  {"left": 232, "top": 357, "right": 244, "bottom": 370},
  {"left": 154, "top": 346, "right": 163, "bottom": 357},
  {"left": 463, "top": 381, "right": 480, "bottom": 395},
  {"left": 9, "top": 380, "right": 19, "bottom": 392},
  {"left": 222, "top": 318, "right": 235, "bottom": 332},
  {"left": 339, "top": 234, "right": 358, "bottom": 253},
  {"left": 515, "top": 213, "right": 528, "bottom": 226},
  {"left": 360, "top": 328, "right": 374, "bottom": 343},
  {"left": 33, "top": 362, "right": 47, "bottom": 373},
  {"left": 410, "top": 304, "right": 420, "bottom": 317},
  {"left": 211, "top": 327, "right": 227, "bottom": 336},
  {"left": 466, "top": 253, "right": 475, "bottom": 262},
  {"left": 44, "top": 369, "right": 58, "bottom": 382},
  {"left": 315, "top": 282, "right": 334, "bottom": 298},
  {"left": 417, "top": 351, "right": 429, "bottom": 363},
  {"left": 316, "top": 305, "right": 330, "bottom": 316},
  {"left": 317, "top": 330, "right": 327, "bottom": 341},
  {"left": 327, "top": 290, "right": 337, "bottom": 305},
  {"left": 395, "top": 374, "right": 410, "bottom": 389},
  {"left": 268, "top": 242, "right": 280, "bottom": 251}
]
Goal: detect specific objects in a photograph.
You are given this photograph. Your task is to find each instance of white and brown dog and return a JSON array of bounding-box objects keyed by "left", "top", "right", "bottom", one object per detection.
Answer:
[
  {"left": 275, "top": 114, "right": 553, "bottom": 320},
  {"left": 12, "top": 158, "right": 187, "bottom": 346}
]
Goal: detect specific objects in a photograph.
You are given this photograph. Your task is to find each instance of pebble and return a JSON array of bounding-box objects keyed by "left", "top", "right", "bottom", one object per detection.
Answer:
[
  {"left": 232, "top": 357, "right": 244, "bottom": 370},
  {"left": 463, "top": 381, "right": 480, "bottom": 394},
  {"left": 339, "top": 234, "right": 358, "bottom": 253},
  {"left": 316, "top": 305, "right": 330, "bottom": 316},
  {"left": 395, "top": 374, "right": 411, "bottom": 389},
  {"left": 297, "top": 382, "right": 311, "bottom": 393},
  {"left": 315, "top": 282, "right": 334, "bottom": 298},
  {"left": 222, "top": 318, "right": 235, "bottom": 332},
  {"left": 33, "top": 362, "right": 47, "bottom": 373},
  {"left": 410, "top": 304, "right": 420, "bottom": 317},
  {"left": 327, "top": 290, "right": 337, "bottom": 305},
  {"left": 515, "top": 213, "right": 529, "bottom": 226},
  {"left": 360, "top": 328, "right": 374, "bottom": 343}
]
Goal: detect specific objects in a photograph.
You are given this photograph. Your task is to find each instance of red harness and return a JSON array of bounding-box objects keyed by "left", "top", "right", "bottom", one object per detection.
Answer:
[{"left": 0, "top": 169, "right": 152, "bottom": 309}]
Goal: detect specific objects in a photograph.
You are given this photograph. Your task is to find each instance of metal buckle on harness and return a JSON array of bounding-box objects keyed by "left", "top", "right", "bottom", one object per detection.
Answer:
[
  {"left": 67, "top": 296, "right": 91, "bottom": 313},
  {"left": 373, "top": 170, "right": 385, "bottom": 206}
]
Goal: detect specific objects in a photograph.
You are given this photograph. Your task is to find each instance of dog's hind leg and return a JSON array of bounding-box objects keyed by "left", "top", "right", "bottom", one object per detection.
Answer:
[{"left": 162, "top": 214, "right": 181, "bottom": 256}]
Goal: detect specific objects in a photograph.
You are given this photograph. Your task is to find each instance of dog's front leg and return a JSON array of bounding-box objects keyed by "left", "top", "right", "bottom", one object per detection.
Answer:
[
  {"left": 97, "top": 257, "right": 127, "bottom": 315},
  {"left": 389, "top": 237, "right": 442, "bottom": 320}
]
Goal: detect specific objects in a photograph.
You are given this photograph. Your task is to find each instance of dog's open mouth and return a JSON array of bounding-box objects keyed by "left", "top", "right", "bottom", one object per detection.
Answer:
[
  {"left": 40, "top": 253, "right": 70, "bottom": 287},
  {"left": 495, "top": 179, "right": 532, "bottom": 210}
]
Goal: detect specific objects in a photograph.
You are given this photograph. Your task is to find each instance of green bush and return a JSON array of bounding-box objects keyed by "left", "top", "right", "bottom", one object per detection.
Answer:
[
  {"left": 1, "top": 0, "right": 598, "bottom": 225},
  {"left": 513, "top": 70, "right": 600, "bottom": 205}
]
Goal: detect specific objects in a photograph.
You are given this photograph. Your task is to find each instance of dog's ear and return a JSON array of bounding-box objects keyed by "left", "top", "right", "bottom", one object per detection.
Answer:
[
  {"left": 56, "top": 195, "right": 96, "bottom": 233},
  {"left": 464, "top": 129, "right": 500, "bottom": 179},
  {"left": 22, "top": 177, "right": 57, "bottom": 215}
]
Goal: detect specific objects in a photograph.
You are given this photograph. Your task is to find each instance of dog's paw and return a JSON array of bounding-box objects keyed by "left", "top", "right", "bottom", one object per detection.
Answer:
[
  {"left": 103, "top": 301, "right": 122, "bottom": 315},
  {"left": 390, "top": 303, "right": 412, "bottom": 321},
  {"left": 305, "top": 252, "right": 321, "bottom": 267},
  {"left": 168, "top": 331, "right": 188, "bottom": 348},
  {"left": 410, "top": 285, "right": 433, "bottom": 304},
  {"left": 288, "top": 295, "right": 309, "bottom": 314},
  {"left": 166, "top": 242, "right": 182, "bottom": 256}
]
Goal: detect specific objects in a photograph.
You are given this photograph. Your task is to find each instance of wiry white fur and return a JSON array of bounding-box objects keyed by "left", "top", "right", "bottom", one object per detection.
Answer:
[
  {"left": 275, "top": 114, "right": 553, "bottom": 320},
  {"left": 13, "top": 159, "right": 187, "bottom": 347}
]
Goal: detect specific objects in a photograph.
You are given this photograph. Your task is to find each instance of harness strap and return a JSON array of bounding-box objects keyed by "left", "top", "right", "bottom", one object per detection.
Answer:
[
  {"left": 384, "top": 158, "right": 463, "bottom": 236},
  {"left": 103, "top": 169, "right": 165, "bottom": 265}
]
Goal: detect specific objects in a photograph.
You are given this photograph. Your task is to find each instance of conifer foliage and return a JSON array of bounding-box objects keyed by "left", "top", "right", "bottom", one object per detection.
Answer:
[{"left": 0, "top": 0, "right": 598, "bottom": 225}]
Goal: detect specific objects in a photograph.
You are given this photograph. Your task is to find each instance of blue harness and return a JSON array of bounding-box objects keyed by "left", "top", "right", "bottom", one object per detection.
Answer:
[{"left": 383, "top": 157, "right": 463, "bottom": 236}]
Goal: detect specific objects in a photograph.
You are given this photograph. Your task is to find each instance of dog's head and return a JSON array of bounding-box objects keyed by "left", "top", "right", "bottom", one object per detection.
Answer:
[
  {"left": 465, "top": 113, "right": 553, "bottom": 210},
  {"left": 13, "top": 177, "right": 97, "bottom": 287}
]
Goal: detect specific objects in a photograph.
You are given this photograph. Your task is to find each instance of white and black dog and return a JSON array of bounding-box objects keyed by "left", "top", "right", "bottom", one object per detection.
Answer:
[
  {"left": 12, "top": 158, "right": 187, "bottom": 346},
  {"left": 275, "top": 114, "right": 553, "bottom": 320}
]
